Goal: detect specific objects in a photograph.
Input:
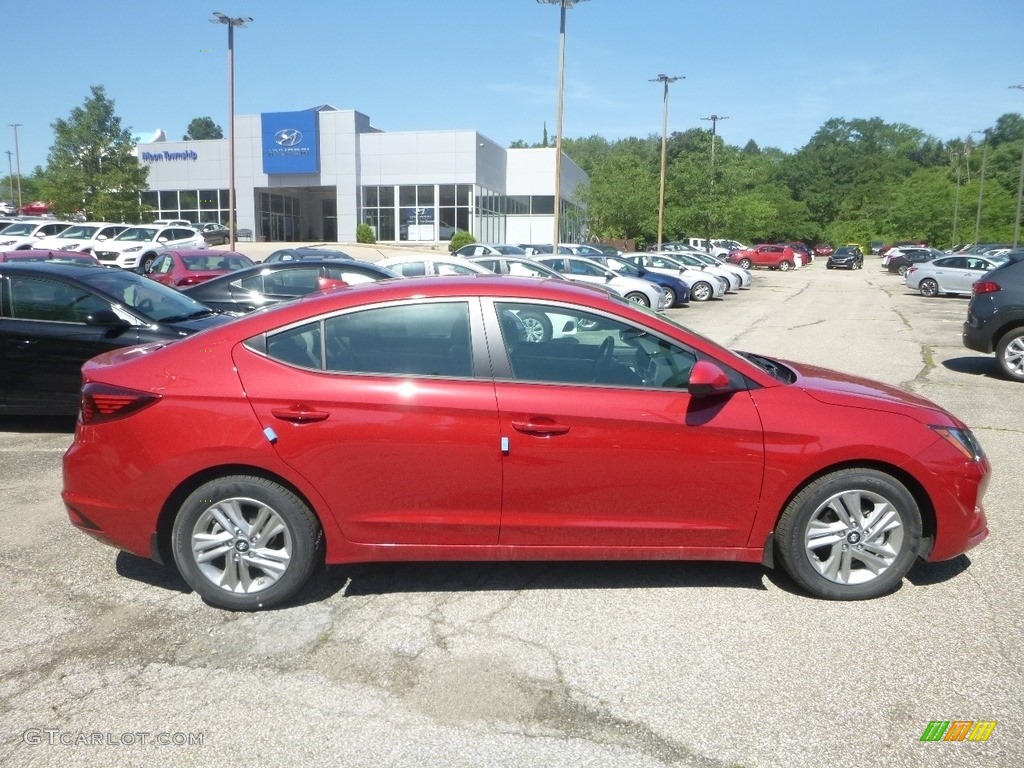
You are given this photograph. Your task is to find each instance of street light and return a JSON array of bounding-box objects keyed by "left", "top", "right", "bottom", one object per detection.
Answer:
[
  {"left": 211, "top": 11, "right": 252, "bottom": 252},
  {"left": 537, "top": 0, "right": 589, "bottom": 246},
  {"left": 650, "top": 75, "right": 683, "bottom": 250},
  {"left": 971, "top": 128, "right": 991, "bottom": 246},
  {"left": 4, "top": 151, "right": 13, "bottom": 206},
  {"left": 951, "top": 147, "right": 963, "bottom": 247},
  {"left": 9, "top": 123, "right": 23, "bottom": 211},
  {"left": 1011, "top": 84, "right": 1024, "bottom": 248},
  {"left": 700, "top": 113, "right": 729, "bottom": 247}
]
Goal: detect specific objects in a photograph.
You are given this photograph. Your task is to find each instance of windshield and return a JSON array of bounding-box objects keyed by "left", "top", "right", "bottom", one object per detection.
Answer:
[
  {"left": 0, "top": 223, "right": 36, "bottom": 236},
  {"left": 56, "top": 225, "right": 98, "bottom": 239},
  {"left": 494, "top": 245, "right": 527, "bottom": 255},
  {"left": 114, "top": 228, "right": 158, "bottom": 242},
  {"left": 605, "top": 257, "right": 643, "bottom": 277},
  {"left": 76, "top": 268, "right": 212, "bottom": 322}
]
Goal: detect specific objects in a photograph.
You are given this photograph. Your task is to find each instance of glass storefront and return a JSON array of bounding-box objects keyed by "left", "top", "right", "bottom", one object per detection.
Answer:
[
  {"left": 141, "top": 189, "right": 230, "bottom": 226},
  {"left": 259, "top": 192, "right": 300, "bottom": 242}
]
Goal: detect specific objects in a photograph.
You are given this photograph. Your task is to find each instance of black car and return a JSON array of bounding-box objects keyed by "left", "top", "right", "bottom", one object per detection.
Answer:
[
  {"left": 826, "top": 246, "right": 863, "bottom": 270},
  {"left": 263, "top": 247, "right": 353, "bottom": 263},
  {"left": 195, "top": 223, "right": 231, "bottom": 246},
  {"left": 963, "top": 251, "right": 1024, "bottom": 382},
  {"left": 886, "top": 248, "right": 939, "bottom": 276},
  {"left": 181, "top": 260, "right": 398, "bottom": 314},
  {"left": 0, "top": 262, "right": 232, "bottom": 415}
]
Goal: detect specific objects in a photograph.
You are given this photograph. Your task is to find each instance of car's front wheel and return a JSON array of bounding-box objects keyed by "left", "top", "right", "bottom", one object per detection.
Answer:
[
  {"left": 919, "top": 278, "right": 939, "bottom": 297},
  {"left": 739, "top": 258, "right": 752, "bottom": 269},
  {"left": 172, "top": 476, "right": 323, "bottom": 611},
  {"left": 775, "top": 468, "right": 922, "bottom": 600},
  {"left": 137, "top": 253, "right": 158, "bottom": 274},
  {"left": 996, "top": 327, "right": 1024, "bottom": 382},
  {"left": 690, "top": 281, "right": 713, "bottom": 301},
  {"left": 625, "top": 291, "right": 651, "bottom": 307},
  {"left": 660, "top": 286, "right": 677, "bottom": 307}
]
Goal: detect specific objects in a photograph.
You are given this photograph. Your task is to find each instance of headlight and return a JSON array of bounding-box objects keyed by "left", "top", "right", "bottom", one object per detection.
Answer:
[
  {"left": 0, "top": 240, "right": 15, "bottom": 246},
  {"left": 124, "top": 246, "right": 142, "bottom": 253},
  {"left": 931, "top": 425, "right": 985, "bottom": 461}
]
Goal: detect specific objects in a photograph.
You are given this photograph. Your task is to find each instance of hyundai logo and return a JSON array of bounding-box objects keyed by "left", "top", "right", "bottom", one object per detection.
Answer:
[{"left": 274, "top": 129, "right": 302, "bottom": 147}]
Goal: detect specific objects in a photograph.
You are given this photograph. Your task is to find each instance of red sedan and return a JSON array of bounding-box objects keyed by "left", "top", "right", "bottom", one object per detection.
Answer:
[
  {"left": 63, "top": 277, "right": 990, "bottom": 610},
  {"left": 0, "top": 249, "right": 100, "bottom": 265},
  {"left": 144, "top": 249, "right": 254, "bottom": 288}
]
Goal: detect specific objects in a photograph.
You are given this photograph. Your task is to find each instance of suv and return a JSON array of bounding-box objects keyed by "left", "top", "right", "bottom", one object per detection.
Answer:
[
  {"left": 42, "top": 222, "right": 131, "bottom": 253},
  {"left": 727, "top": 244, "right": 800, "bottom": 271},
  {"left": 963, "top": 252, "right": 1024, "bottom": 382},
  {"left": 93, "top": 225, "right": 205, "bottom": 272},
  {"left": 0, "top": 220, "right": 75, "bottom": 250}
]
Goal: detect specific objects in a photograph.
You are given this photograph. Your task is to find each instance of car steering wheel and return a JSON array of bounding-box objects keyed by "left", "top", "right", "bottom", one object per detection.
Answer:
[
  {"left": 591, "top": 336, "right": 615, "bottom": 382},
  {"left": 137, "top": 298, "right": 155, "bottom": 314}
]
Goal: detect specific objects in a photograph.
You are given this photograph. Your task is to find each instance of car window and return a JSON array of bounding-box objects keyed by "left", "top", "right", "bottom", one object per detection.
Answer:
[
  {"left": 648, "top": 256, "right": 679, "bottom": 269},
  {"left": 506, "top": 261, "right": 547, "bottom": 278},
  {"left": 266, "top": 322, "right": 324, "bottom": 369},
  {"left": 318, "top": 301, "right": 473, "bottom": 377},
  {"left": 324, "top": 266, "right": 383, "bottom": 285},
  {"left": 495, "top": 301, "right": 697, "bottom": 389},
  {"left": 152, "top": 255, "right": 173, "bottom": 274},
  {"left": 239, "top": 268, "right": 320, "bottom": 296},
  {"left": 8, "top": 276, "right": 110, "bottom": 322},
  {"left": 434, "top": 261, "right": 478, "bottom": 276},
  {"left": 566, "top": 260, "right": 606, "bottom": 277}
]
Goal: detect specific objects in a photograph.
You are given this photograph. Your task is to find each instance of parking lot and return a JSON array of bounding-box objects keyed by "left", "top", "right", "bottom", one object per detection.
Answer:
[{"left": 1, "top": 259, "right": 1020, "bottom": 767}]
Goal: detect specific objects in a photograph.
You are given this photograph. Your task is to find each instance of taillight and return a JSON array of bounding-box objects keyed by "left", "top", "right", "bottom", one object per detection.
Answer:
[
  {"left": 80, "top": 383, "right": 160, "bottom": 425},
  {"left": 973, "top": 280, "right": 1001, "bottom": 295}
]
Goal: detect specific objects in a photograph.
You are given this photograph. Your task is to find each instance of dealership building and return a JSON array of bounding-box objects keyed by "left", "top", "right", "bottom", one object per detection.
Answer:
[{"left": 137, "top": 104, "right": 588, "bottom": 244}]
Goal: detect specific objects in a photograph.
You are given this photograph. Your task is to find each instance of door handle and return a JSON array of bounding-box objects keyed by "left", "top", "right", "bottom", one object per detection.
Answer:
[
  {"left": 511, "top": 419, "right": 570, "bottom": 436},
  {"left": 271, "top": 405, "right": 329, "bottom": 423}
]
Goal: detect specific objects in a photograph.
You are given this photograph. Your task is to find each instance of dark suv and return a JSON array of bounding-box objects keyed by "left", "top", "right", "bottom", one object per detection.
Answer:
[
  {"left": 826, "top": 246, "right": 864, "bottom": 270},
  {"left": 963, "top": 252, "right": 1024, "bottom": 381}
]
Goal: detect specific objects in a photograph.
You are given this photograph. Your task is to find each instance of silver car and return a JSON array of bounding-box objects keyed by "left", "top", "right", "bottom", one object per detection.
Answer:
[{"left": 905, "top": 254, "right": 1007, "bottom": 297}]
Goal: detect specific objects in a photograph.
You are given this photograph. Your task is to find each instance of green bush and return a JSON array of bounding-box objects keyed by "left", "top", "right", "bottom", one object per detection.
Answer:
[
  {"left": 448, "top": 230, "right": 475, "bottom": 253},
  {"left": 356, "top": 223, "right": 376, "bottom": 244}
]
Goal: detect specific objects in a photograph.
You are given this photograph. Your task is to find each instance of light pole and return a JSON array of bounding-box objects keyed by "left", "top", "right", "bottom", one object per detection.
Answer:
[
  {"left": 650, "top": 74, "right": 683, "bottom": 250},
  {"left": 4, "top": 150, "right": 13, "bottom": 205},
  {"left": 9, "top": 123, "right": 23, "bottom": 211},
  {"left": 700, "top": 113, "right": 728, "bottom": 248},
  {"left": 972, "top": 128, "right": 991, "bottom": 246},
  {"left": 1011, "top": 85, "right": 1024, "bottom": 248},
  {"left": 537, "top": 0, "right": 589, "bottom": 246},
  {"left": 211, "top": 11, "right": 252, "bottom": 252},
  {"left": 951, "top": 148, "right": 963, "bottom": 248}
]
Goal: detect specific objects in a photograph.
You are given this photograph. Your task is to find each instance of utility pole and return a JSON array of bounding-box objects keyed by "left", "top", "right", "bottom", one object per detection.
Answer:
[
  {"left": 700, "top": 114, "right": 729, "bottom": 248},
  {"left": 951, "top": 148, "right": 963, "bottom": 248},
  {"left": 4, "top": 150, "right": 13, "bottom": 205},
  {"left": 1011, "top": 85, "right": 1024, "bottom": 248},
  {"left": 650, "top": 74, "right": 683, "bottom": 250},
  {"left": 9, "top": 124, "right": 23, "bottom": 211},
  {"left": 972, "top": 128, "right": 991, "bottom": 246}
]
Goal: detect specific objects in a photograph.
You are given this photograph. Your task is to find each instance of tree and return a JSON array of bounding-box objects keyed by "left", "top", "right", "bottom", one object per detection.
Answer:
[
  {"left": 183, "top": 117, "right": 224, "bottom": 141},
  {"left": 39, "top": 85, "right": 149, "bottom": 222}
]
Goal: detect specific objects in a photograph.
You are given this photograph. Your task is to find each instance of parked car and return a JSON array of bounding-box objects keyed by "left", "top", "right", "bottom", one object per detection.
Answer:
[
  {"left": 519, "top": 244, "right": 555, "bottom": 255},
  {"left": 263, "top": 247, "right": 354, "bottom": 263},
  {"left": 19, "top": 201, "right": 50, "bottom": 215},
  {"left": 144, "top": 249, "right": 255, "bottom": 288},
  {"left": 93, "top": 225, "right": 205, "bottom": 272},
  {"left": 905, "top": 254, "right": 1008, "bottom": 297},
  {"left": 0, "top": 201, "right": 16, "bottom": 216},
  {"left": 886, "top": 248, "right": 941, "bottom": 276},
  {"left": 710, "top": 239, "right": 747, "bottom": 258},
  {"left": 0, "top": 220, "right": 75, "bottom": 250},
  {"left": 376, "top": 254, "right": 491, "bottom": 277},
  {"left": 826, "top": 246, "right": 864, "bottom": 270},
  {"left": 587, "top": 254, "right": 691, "bottom": 307},
  {"left": 963, "top": 252, "right": 1024, "bottom": 381},
  {"left": 0, "top": 262, "right": 232, "bottom": 415},
  {"left": 535, "top": 255, "right": 668, "bottom": 309},
  {"left": 182, "top": 260, "right": 398, "bottom": 314},
  {"left": 453, "top": 244, "right": 529, "bottom": 258},
  {"left": 194, "top": 223, "right": 232, "bottom": 246},
  {"left": 681, "top": 251, "right": 753, "bottom": 288},
  {"left": 40, "top": 222, "right": 131, "bottom": 254},
  {"left": 658, "top": 250, "right": 743, "bottom": 291},
  {"left": 623, "top": 252, "right": 727, "bottom": 302},
  {"left": 814, "top": 244, "right": 835, "bottom": 257},
  {"left": 727, "top": 244, "right": 799, "bottom": 271},
  {"left": 62, "top": 275, "right": 990, "bottom": 610},
  {"left": 0, "top": 249, "right": 101, "bottom": 266},
  {"left": 783, "top": 242, "right": 815, "bottom": 264}
]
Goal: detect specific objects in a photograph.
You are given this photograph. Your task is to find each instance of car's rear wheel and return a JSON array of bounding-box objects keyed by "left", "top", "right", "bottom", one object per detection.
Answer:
[
  {"left": 625, "top": 291, "right": 650, "bottom": 307},
  {"left": 897, "top": 265, "right": 909, "bottom": 276},
  {"left": 775, "top": 468, "right": 922, "bottom": 600},
  {"left": 518, "top": 310, "right": 552, "bottom": 342},
  {"left": 996, "top": 328, "right": 1024, "bottom": 382},
  {"left": 172, "top": 476, "right": 323, "bottom": 611},
  {"left": 739, "top": 258, "right": 752, "bottom": 269},
  {"left": 778, "top": 260, "right": 792, "bottom": 272},
  {"left": 919, "top": 278, "right": 939, "bottom": 297},
  {"left": 690, "top": 281, "right": 713, "bottom": 301}
]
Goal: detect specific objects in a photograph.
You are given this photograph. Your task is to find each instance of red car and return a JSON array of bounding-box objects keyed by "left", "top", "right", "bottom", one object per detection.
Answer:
[
  {"left": 0, "top": 249, "right": 100, "bottom": 265},
  {"left": 727, "top": 244, "right": 799, "bottom": 271},
  {"left": 144, "top": 249, "right": 254, "bottom": 288},
  {"left": 63, "top": 277, "right": 990, "bottom": 610},
  {"left": 19, "top": 201, "right": 51, "bottom": 215}
]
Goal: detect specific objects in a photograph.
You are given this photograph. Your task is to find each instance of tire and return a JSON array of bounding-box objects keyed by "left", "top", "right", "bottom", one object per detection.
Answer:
[
  {"left": 137, "top": 253, "right": 157, "bottom": 274},
  {"left": 919, "top": 278, "right": 939, "bottom": 298},
  {"left": 518, "top": 310, "right": 552, "bottom": 343},
  {"left": 171, "top": 475, "right": 323, "bottom": 611},
  {"left": 660, "top": 286, "right": 677, "bottom": 307},
  {"left": 775, "top": 468, "right": 922, "bottom": 600},
  {"left": 690, "top": 281, "right": 713, "bottom": 302},
  {"left": 897, "top": 265, "right": 908, "bottom": 277},
  {"left": 996, "top": 327, "right": 1024, "bottom": 382},
  {"left": 739, "top": 258, "right": 752, "bottom": 269},
  {"left": 624, "top": 291, "right": 650, "bottom": 307},
  {"left": 826, "top": 264, "right": 834, "bottom": 270},
  {"left": 778, "top": 260, "right": 792, "bottom": 272}
]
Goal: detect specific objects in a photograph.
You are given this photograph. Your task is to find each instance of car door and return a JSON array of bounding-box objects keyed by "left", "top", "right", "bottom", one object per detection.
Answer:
[
  {"left": 0, "top": 273, "right": 140, "bottom": 413},
  {"left": 929, "top": 257, "right": 963, "bottom": 291},
  {"left": 233, "top": 299, "right": 503, "bottom": 545},
  {"left": 488, "top": 299, "right": 765, "bottom": 548}
]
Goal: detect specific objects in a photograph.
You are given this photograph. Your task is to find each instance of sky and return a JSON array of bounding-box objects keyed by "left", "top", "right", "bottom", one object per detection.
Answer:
[{"left": 4, "top": 0, "right": 1024, "bottom": 176}]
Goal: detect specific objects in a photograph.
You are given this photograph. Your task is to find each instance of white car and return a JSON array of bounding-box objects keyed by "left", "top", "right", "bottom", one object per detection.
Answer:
[
  {"left": 684, "top": 251, "right": 753, "bottom": 288},
  {"left": 376, "top": 254, "right": 493, "bottom": 277},
  {"left": 652, "top": 250, "right": 745, "bottom": 291},
  {"left": 41, "top": 222, "right": 132, "bottom": 253},
  {"left": 620, "top": 252, "right": 728, "bottom": 301},
  {"left": 904, "top": 254, "right": 1008, "bottom": 297},
  {"left": 710, "top": 239, "right": 747, "bottom": 258},
  {"left": 93, "top": 225, "right": 205, "bottom": 272},
  {"left": 454, "top": 243, "right": 529, "bottom": 258},
  {"left": 536, "top": 255, "right": 669, "bottom": 310},
  {"left": 0, "top": 220, "right": 75, "bottom": 250}
]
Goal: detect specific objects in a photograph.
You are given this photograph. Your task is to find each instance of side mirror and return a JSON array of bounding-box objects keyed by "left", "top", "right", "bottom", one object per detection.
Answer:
[
  {"left": 85, "top": 309, "right": 131, "bottom": 328},
  {"left": 688, "top": 359, "right": 734, "bottom": 397}
]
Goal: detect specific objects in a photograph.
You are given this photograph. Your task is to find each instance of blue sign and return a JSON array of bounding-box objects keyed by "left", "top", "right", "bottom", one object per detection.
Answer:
[{"left": 261, "top": 110, "right": 319, "bottom": 174}]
